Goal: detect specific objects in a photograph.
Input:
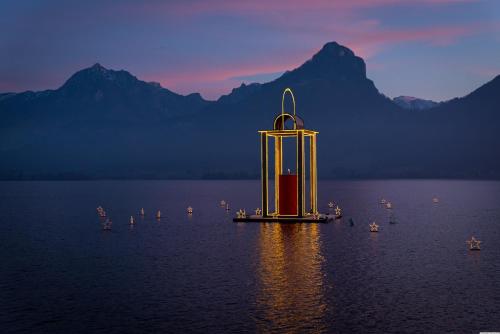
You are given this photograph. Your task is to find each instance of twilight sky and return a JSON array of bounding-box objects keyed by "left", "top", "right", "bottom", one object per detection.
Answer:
[{"left": 1, "top": 0, "right": 500, "bottom": 101}]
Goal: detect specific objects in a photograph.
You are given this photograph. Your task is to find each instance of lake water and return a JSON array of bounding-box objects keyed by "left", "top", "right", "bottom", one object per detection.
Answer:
[{"left": 1, "top": 180, "right": 500, "bottom": 333}]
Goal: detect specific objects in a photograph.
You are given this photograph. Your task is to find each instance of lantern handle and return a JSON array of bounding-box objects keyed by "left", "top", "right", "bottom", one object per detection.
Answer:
[{"left": 281, "top": 88, "right": 296, "bottom": 130}]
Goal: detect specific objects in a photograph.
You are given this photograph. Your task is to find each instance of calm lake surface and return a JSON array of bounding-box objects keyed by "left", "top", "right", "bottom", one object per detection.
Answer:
[{"left": 1, "top": 180, "right": 500, "bottom": 333}]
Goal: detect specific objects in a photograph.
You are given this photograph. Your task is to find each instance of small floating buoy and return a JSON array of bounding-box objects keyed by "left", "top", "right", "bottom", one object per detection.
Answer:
[
  {"left": 187, "top": 206, "right": 193, "bottom": 214},
  {"left": 220, "top": 200, "right": 226, "bottom": 207},
  {"left": 129, "top": 216, "right": 135, "bottom": 225},
  {"left": 385, "top": 202, "right": 392, "bottom": 209},
  {"left": 433, "top": 197, "right": 439, "bottom": 203},
  {"left": 140, "top": 208, "right": 145, "bottom": 216},
  {"left": 466, "top": 236, "right": 481, "bottom": 251},
  {"left": 156, "top": 210, "right": 161, "bottom": 219},
  {"left": 369, "top": 221, "right": 379, "bottom": 232},
  {"left": 226, "top": 203, "right": 230, "bottom": 211}
]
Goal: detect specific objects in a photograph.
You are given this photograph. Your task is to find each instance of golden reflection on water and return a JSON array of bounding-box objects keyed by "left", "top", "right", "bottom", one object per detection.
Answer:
[{"left": 256, "top": 223, "right": 329, "bottom": 333}]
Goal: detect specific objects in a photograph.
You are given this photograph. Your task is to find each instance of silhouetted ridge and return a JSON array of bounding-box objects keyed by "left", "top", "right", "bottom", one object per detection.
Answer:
[
  {"left": 465, "top": 75, "right": 500, "bottom": 101},
  {"left": 1, "top": 41, "right": 500, "bottom": 179},
  {"left": 60, "top": 63, "right": 140, "bottom": 94},
  {"left": 280, "top": 42, "right": 366, "bottom": 83},
  {"left": 217, "top": 82, "right": 262, "bottom": 104}
]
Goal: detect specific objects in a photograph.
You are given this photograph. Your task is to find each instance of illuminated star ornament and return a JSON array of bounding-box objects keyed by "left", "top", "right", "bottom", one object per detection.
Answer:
[
  {"left": 466, "top": 236, "right": 481, "bottom": 251},
  {"left": 328, "top": 201, "right": 334, "bottom": 208},
  {"left": 335, "top": 205, "right": 342, "bottom": 216},
  {"left": 236, "top": 209, "right": 247, "bottom": 219},
  {"left": 370, "top": 221, "right": 379, "bottom": 232},
  {"left": 255, "top": 208, "right": 262, "bottom": 216}
]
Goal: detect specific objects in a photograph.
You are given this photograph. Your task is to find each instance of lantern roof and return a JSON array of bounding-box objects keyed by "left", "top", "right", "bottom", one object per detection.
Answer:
[{"left": 259, "top": 88, "right": 318, "bottom": 136}]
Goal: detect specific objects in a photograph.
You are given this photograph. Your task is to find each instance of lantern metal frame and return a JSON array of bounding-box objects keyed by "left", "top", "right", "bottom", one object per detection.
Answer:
[
  {"left": 259, "top": 88, "right": 318, "bottom": 218},
  {"left": 233, "top": 88, "right": 326, "bottom": 223}
]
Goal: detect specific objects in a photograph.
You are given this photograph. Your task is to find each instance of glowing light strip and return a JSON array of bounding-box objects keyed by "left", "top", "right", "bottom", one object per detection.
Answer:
[
  {"left": 258, "top": 88, "right": 319, "bottom": 219},
  {"left": 259, "top": 130, "right": 319, "bottom": 136},
  {"left": 281, "top": 88, "right": 296, "bottom": 130}
]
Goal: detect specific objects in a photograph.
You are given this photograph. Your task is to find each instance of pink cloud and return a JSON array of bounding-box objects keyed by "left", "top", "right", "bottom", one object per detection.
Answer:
[
  {"left": 143, "top": 0, "right": 479, "bottom": 16},
  {"left": 142, "top": 0, "right": 484, "bottom": 62},
  {"left": 344, "top": 24, "right": 480, "bottom": 57},
  {"left": 144, "top": 55, "right": 307, "bottom": 99},
  {"left": 115, "top": 0, "right": 479, "bottom": 24},
  {"left": 26, "top": 0, "right": 489, "bottom": 99},
  {"left": 142, "top": 19, "right": 488, "bottom": 99}
]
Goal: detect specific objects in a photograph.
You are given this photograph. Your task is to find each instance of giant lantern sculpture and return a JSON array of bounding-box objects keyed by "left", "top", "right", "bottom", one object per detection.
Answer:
[{"left": 234, "top": 88, "right": 327, "bottom": 223}]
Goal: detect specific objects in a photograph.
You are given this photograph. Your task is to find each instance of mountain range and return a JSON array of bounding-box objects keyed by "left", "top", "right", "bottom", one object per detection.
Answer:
[{"left": 1, "top": 41, "right": 499, "bottom": 179}]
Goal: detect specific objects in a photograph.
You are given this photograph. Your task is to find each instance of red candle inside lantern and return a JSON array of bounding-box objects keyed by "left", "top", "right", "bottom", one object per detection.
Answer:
[{"left": 279, "top": 174, "right": 297, "bottom": 215}]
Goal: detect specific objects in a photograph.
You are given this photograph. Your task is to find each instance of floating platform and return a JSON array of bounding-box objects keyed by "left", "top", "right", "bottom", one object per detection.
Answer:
[{"left": 233, "top": 214, "right": 330, "bottom": 223}]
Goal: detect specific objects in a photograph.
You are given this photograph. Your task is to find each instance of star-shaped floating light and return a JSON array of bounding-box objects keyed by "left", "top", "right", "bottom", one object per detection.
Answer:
[
  {"left": 335, "top": 205, "right": 342, "bottom": 216},
  {"left": 466, "top": 236, "right": 481, "bottom": 250},
  {"left": 220, "top": 200, "right": 226, "bottom": 207},
  {"left": 369, "top": 221, "right": 379, "bottom": 232},
  {"left": 255, "top": 207, "right": 262, "bottom": 216},
  {"left": 328, "top": 201, "right": 334, "bottom": 208},
  {"left": 386, "top": 202, "right": 392, "bottom": 209},
  {"left": 187, "top": 206, "right": 193, "bottom": 214},
  {"left": 236, "top": 209, "right": 247, "bottom": 219}
]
